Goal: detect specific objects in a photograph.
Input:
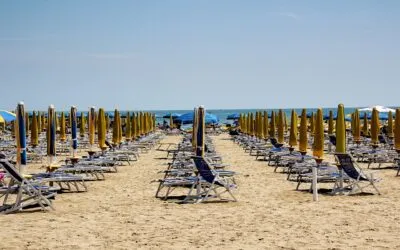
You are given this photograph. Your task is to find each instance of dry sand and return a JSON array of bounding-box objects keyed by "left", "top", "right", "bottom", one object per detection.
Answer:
[{"left": 1, "top": 133, "right": 400, "bottom": 249}]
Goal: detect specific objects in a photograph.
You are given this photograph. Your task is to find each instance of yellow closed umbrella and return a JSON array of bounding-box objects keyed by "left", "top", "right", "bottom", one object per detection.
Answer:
[
  {"left": 388, "top": 111, "right": 394, "bottom": 138},
  {"left": 362, "top": 112, "right": 369, "bottom": 137},
  {"left": 335, "top": 104, "right": 346, "bottom": 153},
  {"left": 289, "top": 109, "right": 298, "bottom": 148},
  {"left": 112, "top": 109, "right": 119, "bottom": 145},
  {"left": 309, "top": 112, "right": 314, "bottom": 135},
  {"left": 259, "top": 112, "right": 264, "bottom": 139},
  {"left": 131, "top": 113, "right": 136, "bottom": 140},
  {"left": 105, "top": 114, "right": 110, "bottom": 133},
  {"left": 136, "top": 112, "right": 140, "bottom": 138},
  {"left": 353, "top": 109, "right": 361, "bottom": 143},
  {"left": 88, "top": 107, "right": 96, "bottom": 148},
  {"left": 125, "top": 111, "right": 132, "bottom": 141},
  {"left": 80, "top": 112, "right": 86, "bottom": 138},
  {"left": 299, "top": 109, "right": 308, "bottom": 154},
  {"left": 370, "top": 108, "right": 380, "bottom": 146},
  {"left": 277, "top": 109, "right": 284, "bottom": 144},
  {"left": 313, "top": 108, "right": 324, "bottom": 159},
  {"left": 31, "top": 111, "right": 39, "bottom": 147},
  {"left": 328, "top": 110, "right": 334, "bottom": 135},
  {"left": 37, "top": 111, "right": 42, "bottom": 134},
  {"left": 269, "top": 111, "right": 276, "bottom": 138},
  {"left": 249, "top": 113, "right": 254, "bottom": 136},
  {"left": 394, "top": 109, "right": 400, "bottom": 151},
  {"left": 98, "top": 108, "right": 106, "bottom": 149},
  {"left": 192, "top": 108, "right": 198, "bottom": 150},
  {"left": 60, "top": 111, "right": 67, "bottom": 142},
  {"left": 25, "top": 112, "right": 30, "bottom": 138},
  {"left": 263, "top": 111, "right": 269, "bottom": 139},
  {"left": 246, "top": 113, "right": 251, "bottom": 135}
]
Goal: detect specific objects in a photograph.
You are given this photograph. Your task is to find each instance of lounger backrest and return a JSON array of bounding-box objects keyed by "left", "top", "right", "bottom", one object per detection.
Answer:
[
  {"left": 378, "top": 135, "right": 387, "bottom": 144},
  {"left": 0, "top": 159, "right": 24, "bottom": 183},
  {"left": 192, "top": 156, "right": 223, "bottom": 186},
  {"left": 270, "top": 138, "right": 283, "bottom": 148},
  {"left": 335, "top": 154, "right": 368, "bottom": 181},
  {"left": 329, "top": 135, "right": 336, "bottom": 146}
]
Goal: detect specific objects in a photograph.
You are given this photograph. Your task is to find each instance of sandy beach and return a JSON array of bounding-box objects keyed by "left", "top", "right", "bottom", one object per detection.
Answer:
[{"left": 0, "top": 133, "right": 399, "bottom": 249}]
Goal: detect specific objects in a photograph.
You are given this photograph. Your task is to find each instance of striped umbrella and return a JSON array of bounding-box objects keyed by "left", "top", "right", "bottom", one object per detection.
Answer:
[
  {"left": 30, "top": 111, "right": 39, "bottom": 147},
  {"left": 196, "top": 106, "right": 205, "bottom": 156},
  {"left": 70, "top": 106, "right": 78, "bottom": 157},
  {"left": 15, "top": 102, "right": 27, "bottom": 173},
  {"left": 88, "top": 107, "right": 96, "bottom": 148},
  {"left": 47, "top": 105, "right": 56, "bottom": 165},
  {"left": 335, "top": 104, "right": 346, "bottom": 153},
  {"left": 0, "top": 110, "right": 16, "bottom": 123},
  {"left": 299, "top": 109, "right": 308, "bottom": 154}
]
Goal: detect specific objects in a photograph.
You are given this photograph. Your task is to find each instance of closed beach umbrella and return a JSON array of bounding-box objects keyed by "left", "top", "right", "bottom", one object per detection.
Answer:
[
  {"left": 388, "top": 111, "right": 394, "bottom": 138},
  {"left": 289, "top": 109, "right": 298, "bottom": 148},
  {"left": 88, "top": 107, "right": 96, "bottom": 148},
  {"left": 60, "top": 112, "right": 67, "bottom": 142},
  {"left": 192, "top": 108, "right": 198, "bottom": 150},
  {"left": 370, "top": 108, "right": 380, "bottom": 146},
  {"left": 335, "top": 104, "right": 346, "bottom": 153},
  {"left": 135, "top": 113, "right": 140, "bottom": 138},
  {"left": 41, "top": 114, "right": 46, "bottom": 132},
  {"left": 125, "top": 111, "right": 132, "bottom": 141},
  {"left": 362, "top": 112, "right": 369, "bottom": 137},
  {"left": 97, "top": 108, "right": 106, "bottom": 149},
  {"left": 353, "top": 109, "right": 361, "bottom": 143},
  {"left": 196, "top": 106, "right": 205, "bottom": 156},
  {"left": 105, "top": 114, "right": 110, "bottom": 133},
  {"left": 30, "top": 111, "right": 39, "bottom": 147},
  {"left": 263, "top": 111, "right": 269, "bottom": 139},
  {"left": 80, "top": 112, "right": 86, "bottom": 138},
  {"left": 269, "top": 111, "right": 276, "bottom": 138},
  {"left": 328, "top": 110, "right": 334, "bottom": 135},
  {"left": 309, "top": 112, "right": 314, "bottom": 135},
  {"left": 112, "top": 109, "right": 119, "bottom": 145},
  {"left": 259, "top": 112, "right": 264, "bottom": 139},
  {"left": 70, "top": 106, "right": 78, "bottom": 157},
  {"left": 118, "top": 111, "right": 123, "bottom": 143},
  {"left": 47, "top": 105, "right": 56, "bottom": 164},
  {"left": 299, "top": 109, "right": 308, "bottom": 154},
  {"left": 25, "top": 112, "right": 29, "bottom": 137},
  {"left": 170, "top": 114, "right": 174, "bottom": 128},
  {"left": 246, "top": 113, "right": 251, "bottom": 135},
  {"left": 313, "top": 109, "right": 324, "bottom": 159},
  {"left": 37, "top": 111, "right": 42, "bottom": 134},
  {"left": 277, "top": 109, "right": 284, "bottom": 144},
  {"left": 394, "top": 109, "right": 400, "bottom": 150},
  {"left": 249, "top": 113, "right": 255, "bottom": 136},
  {"left": 15, "top": 102, "right": 27, "bottom": 173},
  {"left": 131, "top": 113, "right": 136, "bottom": 140}
]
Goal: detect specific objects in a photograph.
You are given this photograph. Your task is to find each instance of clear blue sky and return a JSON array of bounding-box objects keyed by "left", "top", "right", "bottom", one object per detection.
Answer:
[{"left": 1, "top": 0, "right": 399, "bottom": 111}]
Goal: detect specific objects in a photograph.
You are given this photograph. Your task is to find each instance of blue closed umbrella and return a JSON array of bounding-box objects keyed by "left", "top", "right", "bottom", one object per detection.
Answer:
[
  {"left": 15, "top": 103, "right": 27, "bottom": 172},
  {"left": 70, "top": 106, "right": 78, "bottom": 156},
  {"left": 47, "top": 105, "right": 56, "bottom": 164}
]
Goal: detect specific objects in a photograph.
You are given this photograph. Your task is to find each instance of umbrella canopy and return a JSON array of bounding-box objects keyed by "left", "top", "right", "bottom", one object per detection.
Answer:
[
  {"left": 359, "top": 105, "right": 395, "bottom": 113},
  {"left": 263, "top": 111, "right": 269, "bottom": 139},
  {"left": 163, "top": 113, "right": 181, "bottom": 119},
  {"left": 98, "top": 108, "right": 106, "bottom": 149},
  {"left": 15, "top": 103, "right": 27, "bottom": 172},
  {"left": 0, "top": 110, "right": 16, "bottom": 123},
  {"left": 70, "top": 106, "right": 78, "bottom": 155},
  {"left": 88, "top": 107, "right": 96, "bottom": 147},
  {"left": 196, "top": 107, "right": 205, "bottom": 156},
  {"left": 299, "top": 109, "right": 308, "bottom": 153},
  {"left": 227, "top": 113, "right": 240, "bottom": 120},
  {"left": 30, "top": 111, "right": 39, "bottom": 147},
  {"left": 47, "top": 105, "right": 56, "bottom": 158},
  {"left": 353, "top": 109, "right": 361, "bottom": 143},
  {"left": 269, "top": 111, "right": 276, "bottom": 138},
  {"left": 395, "top": 109, "right": 400, "bottom": 151},
  {"left": 335, "top": 104, "right": 346, "bottom": 153},
  {"left": 289, "top": 110, "right": 298, "bottom": 147},
  {"left": 277, "top": 109, "right": 284, "bottom": 144},
  {"left": 388, "top": 111, "right": 394, "bottom": 138},
  {"left": 60, "top": 112, "right": 67, "bottom": 141},
  {"left": 328, "top": 110, "right": 334, "bottom": 135},
  {"left": 313, "top": 108, "right": 324, "bottom": 159},
  {"left": 370, "top": 108, "right": 380, "bottom": 145},
  {"left": 175, "top": 112, "right": 218, "bottom": 125}
]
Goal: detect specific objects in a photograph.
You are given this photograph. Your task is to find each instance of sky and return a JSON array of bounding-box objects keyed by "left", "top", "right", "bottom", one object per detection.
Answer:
[{"left": 0, "top": 0, "right": 399, "bottom": 111}]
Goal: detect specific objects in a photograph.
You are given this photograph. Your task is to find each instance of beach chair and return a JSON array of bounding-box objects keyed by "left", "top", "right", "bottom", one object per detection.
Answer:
[
  {"left": 0, "top": 159, "right": 56, "bottom": 214},
  {"left": 185, "top": 156, "right": 237, "bottom": 203},
  {"left": 334, "top": 153, "right": 381, "bottom": 195}
]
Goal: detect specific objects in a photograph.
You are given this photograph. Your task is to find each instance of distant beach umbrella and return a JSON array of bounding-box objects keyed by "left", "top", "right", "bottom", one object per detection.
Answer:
[
  {"left": 259, "top": 112, "right": 264, "bottom": 139},
  {"left": 362, "top": 112, "right": 369, "bottom": 137},
  {"left": 41, "top": 113, "right": 46, "bottom": 132},
  {"left": 370, "top": 108, "right": 380, "bottom": 146},
  {"left": 353, "top": 109, "right": 361, "bottom": 143},
  {"left": 30, "top": 111, "right": 39, "bottom": 147},
  {"left": 335, "top": 104, "right": 346, "bottom": 153},
  {"left": 299, "top": 109, "right": 308, "bottom": 154},
  {"left": 88, "top": 107, "right": 96, "bottom": 147},
  {"left": 277, "top": 109, "right": 284, "bottom": 144},
  {"left": 131, "top": 113, "right": 136, "bottom": 140},
  {"left": 70, "top": 106, "right": 78, "bottom": 157},
  {"left": 313, "top": 109, "right": 324, "bottom": 159},
  {"left": 80, "top": 112, "right": 86, "bottom": 138},
  {"left": 47, "top": 105, "right": 56, "bottom": 164},
  {"left": 60, "top": 112, "right": 67, "bottom": 142},
  {"left": 37, "top": 111, "right": 42, "bottom": 133},
  {"left": 125, "top": 111, "right": 132, "bottom": 141},
  {"left": 263, "top": 111, "right": 269, "bottom": 139},
  {"left": 388, "top": 111, "right": 394, "bottom": 138},
  {"left": 328, "top": 110, "right": 334, "bottom": 135},
  {"left": 135, "top": 113, "right": 140, "bottom": 138},
  {"left": 112, "top": 109, "right": 119, "bottom": 145},
  {"left": 269, "top": 111, "right": 276, "bottom": 139},
  {"left": 289, "top": 109, "right": 298, "bottom": 148},
  {"left": 25, "top": 112, "right": 30, "bottom": 138},
  {"left": 246, "top": 113, "right": 251, "bottom": 135},
  {"left": 105, "top": 114, "right": 110, "bottom": 133},
  {"left": 97, "top": 108, "right": 106, "bottom": 149},
  {"left": 309, "top": 112, "right": 314, "bottom": 135},
  {"left": 192, "top": 108, "right": 198, "bottom": 150},
  {"left": 284, "top": 112, "right": 288, "bottom": 133},
  {"left": 196, "top": 106, "right": 205, "bottom": 156},
  {"left": 118, "top": 111, "right": 123, "bottom": 143},
  {"left": 15, "top": 102, "right": 27, "bottom": 173},
  {"left": 394, "top": 109, "right": 400, "bottom": 151}
]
